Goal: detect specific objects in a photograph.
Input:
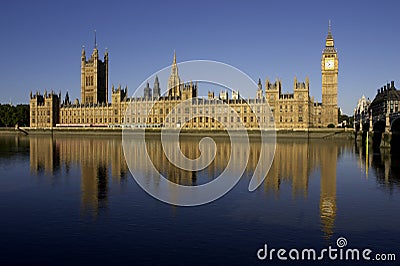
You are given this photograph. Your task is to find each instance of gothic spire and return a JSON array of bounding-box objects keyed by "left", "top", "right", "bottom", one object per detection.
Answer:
[
  {"left": 168, "top": 51, "right": 181, "bottom": 96},
  {"left": 153, "top": 75, "right": 160, "bottom": 98},
  {"left": 170, "top": 50, "right": 179, "bottom": 76},
  {"left": 324, "top": 20, "right": 335, "bottom": 49},
  {"left": 327, "top": 20, "right": 333, "bottom": 40},
  {"left": 94, "top": 29, "right": 97, "bottom": 49}
]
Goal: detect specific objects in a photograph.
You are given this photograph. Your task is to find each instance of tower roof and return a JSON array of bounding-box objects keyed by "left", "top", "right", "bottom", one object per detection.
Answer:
[
  {"left": 324, "top": 20, "right": 336, "bottom": 53},
  {"left": 327, "top": 20, "right": 333, "bottom": 40},
  {"left": 168, "top": 51, "right": 181, "bottom": 94},
  {"left": 170, "top": 51, "right": 179, "bottom": 76},
  {"left": 94, "top": 29, "right": 97, "bottom": 49}
]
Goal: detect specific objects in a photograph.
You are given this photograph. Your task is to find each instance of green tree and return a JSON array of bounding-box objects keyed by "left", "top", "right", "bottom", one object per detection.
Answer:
[
  {"left": 1, "top": 105, "right": 14, "bottom": 127},
  {"left": 0, "top": 104, "right": 30, "bottom": 127},
  {"left": 15, "top": 104, "right": 30, "bottom": 126}
]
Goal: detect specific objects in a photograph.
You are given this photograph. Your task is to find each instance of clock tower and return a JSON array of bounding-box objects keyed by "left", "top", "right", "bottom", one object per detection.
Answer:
[{"left": 321, "top": 21, "right": 338, "bottom": 127}]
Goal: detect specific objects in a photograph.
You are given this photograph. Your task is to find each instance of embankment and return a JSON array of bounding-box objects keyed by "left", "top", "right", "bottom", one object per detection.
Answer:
[{"left": 13, "top": 127, "right": 354, "bottom": 140}]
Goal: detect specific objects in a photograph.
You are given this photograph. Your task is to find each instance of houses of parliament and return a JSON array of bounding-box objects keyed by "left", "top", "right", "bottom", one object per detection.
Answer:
[{"left": 29, "top": 24, "right": 339, "bottom": 130}]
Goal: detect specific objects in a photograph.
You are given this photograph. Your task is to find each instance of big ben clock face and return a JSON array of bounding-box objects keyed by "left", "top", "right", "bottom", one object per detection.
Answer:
[{"left": 325, "top": 58, "right": 334, "bottom": 70}]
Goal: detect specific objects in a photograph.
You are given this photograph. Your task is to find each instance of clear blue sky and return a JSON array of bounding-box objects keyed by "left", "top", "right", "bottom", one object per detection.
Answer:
[{"left": 1, "top": 0, "right": 399, "bottom": 115}]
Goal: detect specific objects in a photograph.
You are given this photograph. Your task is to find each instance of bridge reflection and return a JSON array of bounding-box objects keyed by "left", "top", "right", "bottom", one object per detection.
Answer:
[{"left": 355, "top": 140, "right": 400, "bottom": 191}]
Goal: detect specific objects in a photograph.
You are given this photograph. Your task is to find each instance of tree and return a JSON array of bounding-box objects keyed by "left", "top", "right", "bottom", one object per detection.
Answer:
[
  {"left": 15, "top": 104, "right": 30, "bottom": 126},
  {"left": 338, "top": 113, "right": 354, "bottom": 128},
  {"left": 0, "top": 104, "right": 30, "bottom": 127}
]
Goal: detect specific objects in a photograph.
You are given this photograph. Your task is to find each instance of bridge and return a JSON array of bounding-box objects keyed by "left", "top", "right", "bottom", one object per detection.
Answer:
[{"left": 354, "top": 81, "right": 400, "bottom": 153}]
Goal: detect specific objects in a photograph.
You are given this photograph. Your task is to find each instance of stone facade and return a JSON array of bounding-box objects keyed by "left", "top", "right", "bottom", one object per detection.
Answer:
[
  {"left": 29, "top": 90, "right": 60, "bottom": 128},
  {"left": 368, "top": 81, "right": 400, "bottom": 132},
  {"left": 321, "top": 22, "right": 339, "bottom": 127},
  {"left": 265, "top": 77, "right": 316, "bottom": 129},
  {"left": 81, "top": 44, "right": 108, "bottom": 105},
  {"left": 59, "top": 85, "right": 128, "bottom": 126},
  {"left": 30, "top": 25, "right": 339, "bottom": 129}
]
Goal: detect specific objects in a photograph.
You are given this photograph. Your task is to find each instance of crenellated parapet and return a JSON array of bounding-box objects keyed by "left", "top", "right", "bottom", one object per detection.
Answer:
[
  {"left": 29, "top": 90, "right": 60, "bottom": 128},
  {"left": 111, "top": 84, "right": 128, "bottom": 103},
  {"left": 294, "top": 76, "right": 310, "bottom": 91},
  {"left": 265, "top": 78, "right": 282, "bottom": 92}
]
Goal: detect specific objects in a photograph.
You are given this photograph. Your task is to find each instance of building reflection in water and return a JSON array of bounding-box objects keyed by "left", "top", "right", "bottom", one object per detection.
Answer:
[
  {"left": 125, "top": 136, "right": 344, "bottom": 239},
  {"left": 29, "top": 136, "right": 128, "bottom": 217},
  {"left": 29, "top": 135, "right": 365, "bottom": 238},
  {"left": 354, "top": 140, "right": 400, "bottom": 192},
  {"left": 29, "top": 136, "right": 60, "bottom": 176},
  {"left": 318, "top": 145, "right": 337, "bottom": 240},
  {"left": 264, "top": 140, "right": 341, "bottom": 240}
]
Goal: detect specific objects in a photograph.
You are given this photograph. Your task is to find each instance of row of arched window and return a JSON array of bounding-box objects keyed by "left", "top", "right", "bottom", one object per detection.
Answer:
[{"left": 85, "top": 76, "right": 94, "bottom": 86}]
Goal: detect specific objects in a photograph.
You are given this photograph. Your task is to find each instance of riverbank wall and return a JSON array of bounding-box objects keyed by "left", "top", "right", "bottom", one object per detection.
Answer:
[{"left": 3, "top": 127, "right": 355, "bottom": 140}]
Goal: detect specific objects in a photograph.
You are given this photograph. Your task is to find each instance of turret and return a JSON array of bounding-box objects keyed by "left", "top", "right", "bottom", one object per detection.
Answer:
[
  {"left": 232, "top": 90, "right": 240, "bottom": 100},
  {"left": 305, "top": 76, "right": 309, "bottom": 90},
  {"left": 257, "top": 78, "right": 263, "bottom": 99},
  {"left": 144, "top": 81, "right": 152, "bottom": 99},
  {"left": 81, "top": 46, "right": 86, "bottom": 62},
  {"left": 64, "top": 91, "right": 70, "bottom": 105},
  {"left": 153, "top": 75, "right": 160, "bottom": 98},
  {"left": 104, "top": 48, "right": 108, "bottom": 61}
]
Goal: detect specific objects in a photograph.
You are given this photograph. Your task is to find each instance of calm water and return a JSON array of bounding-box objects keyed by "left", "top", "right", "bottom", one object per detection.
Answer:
[{"left": 0, "top": 134, "right": 399, "bottom": 265}]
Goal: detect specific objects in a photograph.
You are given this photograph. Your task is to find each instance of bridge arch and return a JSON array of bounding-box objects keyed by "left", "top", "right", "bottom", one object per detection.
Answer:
[
  {"left": 391, "top": 117, "right": 400, "bottom": 133},
  {"left": 362, "top": 123, "right": 369, "bottom": 132},
  {"left": 373, "top": 120, "right": 386, "bottom": 133},
  {"left": 391, "top": 117, "right": 400, "bottom": 155},
  {"left": 372, "top": 120, "right": 386, "bottom": 152}
]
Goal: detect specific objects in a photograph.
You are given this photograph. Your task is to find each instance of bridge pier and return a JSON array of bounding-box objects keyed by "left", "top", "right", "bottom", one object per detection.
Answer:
[
  {"left": 369, "top": 118, "right": 373, "bottom": 133},
  {"left": 355, "top": 130, "right": 372, "bottom": 150},
  {"left": 391, "top": 132, "right": 400, "bottom": 155},
  {"left": 380, "top": 132, "right": 391, "bottom": 148},
  {"left": 357, "top": 131, "right": 391, "bottom": 150},
  {"left": 370, "top": 131, "right": 391, "bottom": 151}
]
